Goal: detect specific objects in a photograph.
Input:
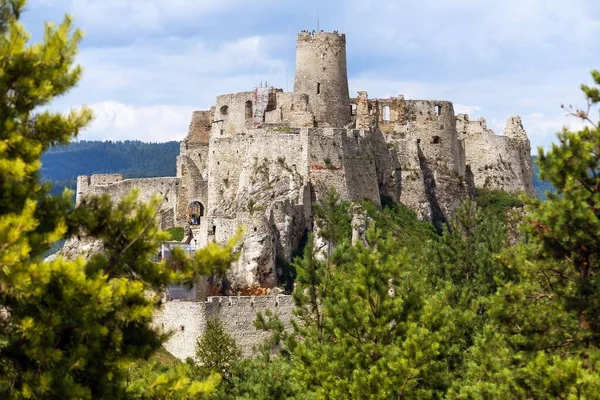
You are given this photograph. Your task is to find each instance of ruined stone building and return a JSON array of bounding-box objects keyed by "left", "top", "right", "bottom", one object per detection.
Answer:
[{"left": 76, "top": 30, "right": 535, "bottom": 296}]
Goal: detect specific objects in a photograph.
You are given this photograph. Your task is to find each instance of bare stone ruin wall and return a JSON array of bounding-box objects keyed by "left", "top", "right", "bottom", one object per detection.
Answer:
[
  {"left": 154, "top": 295, "right": 295, "bottom": 359},
  {"left": 207, "top": 130, "right": 308, "bottom": 217},
  {"left": 307, "top": 128, "right": 380, "bottom": 205},
  {"left": 76, "top": 175, "right": 180, "bottom": 229},
  {"left": 457, "top": 115, "right": 535, "bottom": 196},
  {"left": 212, "top": 91, "right": 257, "bottom": 138}
]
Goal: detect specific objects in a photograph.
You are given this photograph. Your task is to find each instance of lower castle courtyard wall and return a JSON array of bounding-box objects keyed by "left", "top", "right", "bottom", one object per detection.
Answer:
[{"left": 153, "top": 295, "right": 295, "bottom": 359}]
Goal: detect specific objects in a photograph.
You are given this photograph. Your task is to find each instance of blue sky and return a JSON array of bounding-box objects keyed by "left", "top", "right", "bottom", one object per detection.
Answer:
[{"left": 24, "top": 0, "right": 600, "bottom": 151}]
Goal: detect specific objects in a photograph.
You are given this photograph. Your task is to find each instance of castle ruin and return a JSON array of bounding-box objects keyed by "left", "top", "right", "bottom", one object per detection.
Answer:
[{"left": 76, "top": 32, "right": 534, "bottom": 354}]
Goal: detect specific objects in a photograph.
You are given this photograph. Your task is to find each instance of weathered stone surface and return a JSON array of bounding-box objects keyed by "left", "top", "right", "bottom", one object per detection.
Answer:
[
  {"left": 154, "top": 295, "right": 294, "bottom": 359},
  {"left": 457, "top": 114, "right": 535, "bottom": 197},
  {"left": 45, "top": 236, "right": 104, "bottom": 262}
]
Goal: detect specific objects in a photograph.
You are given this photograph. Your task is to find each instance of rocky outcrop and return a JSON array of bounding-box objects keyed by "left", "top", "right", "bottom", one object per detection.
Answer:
[{"left": 45, "top": 236, "right": 104, "bottom": 262}]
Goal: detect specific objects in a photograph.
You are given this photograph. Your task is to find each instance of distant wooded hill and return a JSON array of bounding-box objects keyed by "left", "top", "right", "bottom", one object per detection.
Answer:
[
  {"left": 42, "top": 140, "right": 553, "bottom": 199},
  {"left": 42, "top": 140, "right": 180, "bottom": 196}
]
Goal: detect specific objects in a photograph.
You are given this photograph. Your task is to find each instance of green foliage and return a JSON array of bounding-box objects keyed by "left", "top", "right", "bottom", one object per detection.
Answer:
[
  {"left": 476, "top": 187, "right": 523, "bottom": 216},
  {"left": 455, "top": 70, "right": 600, "bottom": 398},
  {"left": 283, "top": 227, "right": 464, "bottom": 398},
  {"left": 361, "top": 199, "right": 437, "bottom": 256},
  {"left": 195, "top": 317, "right": 242, "bottom": 381},
  {"left": 0, "top": 3, "right": 235, "bottom": 398},
  {"left": 166, "top": 226, "right": 185, "bottom": 241}
]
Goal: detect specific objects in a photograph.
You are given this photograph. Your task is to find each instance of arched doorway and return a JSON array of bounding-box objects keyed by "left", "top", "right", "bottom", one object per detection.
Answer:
[{"left": 187, "top": 201, "right": 204, "bottom": 225}]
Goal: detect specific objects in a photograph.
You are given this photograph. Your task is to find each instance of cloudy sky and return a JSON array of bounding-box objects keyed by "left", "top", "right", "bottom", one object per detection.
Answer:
[{"left": 23, "top": 0, "right": 600, "bottom": 151}]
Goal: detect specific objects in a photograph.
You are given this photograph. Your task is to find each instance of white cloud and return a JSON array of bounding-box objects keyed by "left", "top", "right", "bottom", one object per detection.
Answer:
[
  {"left": 453, "top": 104, "right": 482, "bottom": 116},
  {"left": 80, "top": 101, "right": 196, "bottom": 142}
]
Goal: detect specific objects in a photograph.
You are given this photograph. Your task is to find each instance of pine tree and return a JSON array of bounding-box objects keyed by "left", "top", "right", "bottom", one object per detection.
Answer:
[
  {"left": 0, "top": 2, "right": 235, "bottom": 398},
  {"left": 195, "top": 317, "right": 242, "bottom": 381},
  {"left": 284, "top": 227, "right": 463, "bottom": 399},
  {"left": 456, "top": 70, "right": 600, "bottom": 398}
]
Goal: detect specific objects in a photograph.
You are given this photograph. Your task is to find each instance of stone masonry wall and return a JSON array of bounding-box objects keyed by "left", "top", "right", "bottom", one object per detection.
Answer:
[
  {"left": 76, "top": 175, "right": 180, "bottom": 229},
  {"left": 457, "top": 114, "right": 535, "bottom": 196},
  {"left": 154, "top": 295, "right": 295, "bottom": 359},
  {"left": 307, "top": 128, "right": 380, "bottom": 205},
  {"left": 294, "top": 31, "right": 351, "bottom": 127},
  {"left": 207, "top": 129, "right": 308, "bottom": 217}
]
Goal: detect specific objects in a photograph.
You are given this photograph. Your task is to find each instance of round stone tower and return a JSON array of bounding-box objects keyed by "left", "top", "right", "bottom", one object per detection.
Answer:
[{"left": 293, "top": 31, "right": 351, "bottom": 127}]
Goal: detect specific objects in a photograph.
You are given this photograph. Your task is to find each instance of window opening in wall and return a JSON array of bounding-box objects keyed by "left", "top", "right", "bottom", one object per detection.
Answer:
[
  {"left": 245, "top": 100, "right": 253, "bottom": 119},
  {"left": 317, "top": 82, "right": 321, "bottom": 95},
  {"left": 220, "top": 129, "right": 224, "bottom": 136},
  {"left": 432, "top": 136, "right": 441, "bottom": 144},
  {"left": 383, "top": 105, "right": 390, "bottom": 121},
  {"left": 220, "top": 105, "right": 229, "bottom": 115},
  {"left": 435, "top": 105, "right": 441, "bottom": 116},
  {"left": 187, "top": 201, "right": 204, "bottom": 225},
  {"left": 212, "top": 225, "right": 217, "bottom": 235},
  {"left": 351, "top": 104, "right": 357, "bottom": 115}
]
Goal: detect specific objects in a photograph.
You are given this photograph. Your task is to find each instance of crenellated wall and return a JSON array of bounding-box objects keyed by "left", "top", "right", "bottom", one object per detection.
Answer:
[{"left": 154, "top": 295, "right": 295, "bottom": 359}]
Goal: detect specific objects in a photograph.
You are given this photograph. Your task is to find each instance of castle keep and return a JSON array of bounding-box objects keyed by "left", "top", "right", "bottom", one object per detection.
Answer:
[{"left": 77, "top": 30, "right": 535, "bottom": 295}]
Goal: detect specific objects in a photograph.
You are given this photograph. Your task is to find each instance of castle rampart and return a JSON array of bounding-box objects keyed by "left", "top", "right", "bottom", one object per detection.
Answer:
[
  {"left": 76, "top": 175, "right": 180, "bottom": 229},
  {"left": 457, "top": 114, "right": 535, "bottom": 196},
  {"left": 153, "top": 295, "right": 295, "bottom": 359}
]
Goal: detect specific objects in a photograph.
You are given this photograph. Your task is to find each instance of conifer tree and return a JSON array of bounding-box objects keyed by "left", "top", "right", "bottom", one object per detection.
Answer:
[
  {"left": 456, "top": 70, "right": 600, "bottom": 398},
  {"left": 0, "top": 1, "right": 235, "bottom": 398},
  {"left": 195, "top": 317, "right": 242, "bottom": 382},
  {"left": 284, "top": 227, "right": 462, "bottom": 399}
]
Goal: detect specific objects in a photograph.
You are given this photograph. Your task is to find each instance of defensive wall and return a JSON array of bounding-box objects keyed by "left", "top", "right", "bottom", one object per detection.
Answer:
[
  {"left": 457, "top": 114, "right": 535, "bottom": 196},
  {"left": 206, "top": 128, "right": 308, "bottom": 217},
  {"left": 153, "top": 295, "right": 295, "bottom": 359},
  {"left": 307, "top": 128, "right": 380, "bottom": 205},
  {"left": 76, "top": 174, "right": 180, "bottom": 229}
]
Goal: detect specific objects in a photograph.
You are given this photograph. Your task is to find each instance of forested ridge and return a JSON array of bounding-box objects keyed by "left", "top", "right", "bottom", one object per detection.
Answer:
[{"left": 41, "top": 140, "right": 180, "bottom": 195}]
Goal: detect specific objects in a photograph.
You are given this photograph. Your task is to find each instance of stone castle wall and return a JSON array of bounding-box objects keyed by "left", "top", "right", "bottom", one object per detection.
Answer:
[
  {"left": 154, "top": 295, "right": 295, "bottom": 359},
  {"left": 457, "top": 114, "right": 535, "bottom": 197},
  {"left": 207, "top": 129, "right": 308, "bottom": 217},
  {"left": 307, "top": 128, "right": 380, "bottom": 205},
  {"left": 76, "top": 175, "right": 180, "bottom": 229}
]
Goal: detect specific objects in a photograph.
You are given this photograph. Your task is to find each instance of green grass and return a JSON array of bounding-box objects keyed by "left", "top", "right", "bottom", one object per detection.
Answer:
[{"left": 166, "top": 227, "right": 184, "bottom": 241}]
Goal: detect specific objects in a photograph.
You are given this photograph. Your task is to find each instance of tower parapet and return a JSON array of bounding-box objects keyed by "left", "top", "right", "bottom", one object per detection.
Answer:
[{"left": 293, "top": 31, "right": 350, "bottom": 128}]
